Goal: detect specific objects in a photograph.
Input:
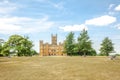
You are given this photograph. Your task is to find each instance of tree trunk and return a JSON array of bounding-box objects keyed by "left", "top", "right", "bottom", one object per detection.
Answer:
[
  {"left": 83, "top": 52, "right": 86, "bottom": 57},
  {"left": 79, "top": 50, "right": 80, "bottom": 56},
  {"left": 106, "top": 52, "right": 109, "bottom": 56}
]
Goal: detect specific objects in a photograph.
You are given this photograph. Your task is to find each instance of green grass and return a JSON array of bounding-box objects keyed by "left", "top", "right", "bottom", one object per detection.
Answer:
[{"left": 0, "top": 56, "right": 120, "bottom": 80}]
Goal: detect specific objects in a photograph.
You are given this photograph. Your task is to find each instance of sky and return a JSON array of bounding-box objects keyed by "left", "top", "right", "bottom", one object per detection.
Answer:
[{"left": 0, "top": 0, "right": 120, "bottom": 53}]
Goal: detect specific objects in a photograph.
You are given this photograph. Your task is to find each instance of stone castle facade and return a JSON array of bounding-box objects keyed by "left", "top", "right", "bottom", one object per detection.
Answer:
[{"left": 39, "top": 34, "right": 64, "bottom": 56}]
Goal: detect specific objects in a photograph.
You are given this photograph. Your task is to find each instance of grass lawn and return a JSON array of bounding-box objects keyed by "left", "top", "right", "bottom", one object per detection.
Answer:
[{"left": 0, "top": 56, "right": 120, "bottom": 80}]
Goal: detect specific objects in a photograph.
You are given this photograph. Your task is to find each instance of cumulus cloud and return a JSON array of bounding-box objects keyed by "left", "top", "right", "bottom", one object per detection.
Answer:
[
  {"left": 59, "top": 24, "right": 88, "bottom": 32},
  {"left": 0, "top": 16, "right": 54, "bottom": 34},
  {"left": 0, "top": 0, "right": 55, "bottom": 35},
  {"left": 115, "top": 5, "right": 120, "bottom": 11},
  {"left": 85, "top": 15, "right": 116, "bottom": 26}
]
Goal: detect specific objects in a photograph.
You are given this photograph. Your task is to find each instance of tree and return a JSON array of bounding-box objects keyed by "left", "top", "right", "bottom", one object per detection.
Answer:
[
  {"left": 64, "top": 32, "right": 75, "bottom": 56},
  {"left": 16, "top": 36, "right": 34, "bottom": 56},
  {"left": 0, "top": 39, "right": 4, "bottom": 56},
  {"left": 77, "top": 29, "right": 93, "bottom": 57},
  {"left": 2, "top": 34, "right": 34, "bottom": 56},
  {"left": 86, "top": 48, "right": 96, "bottom": 56},
  {"left": 100, "top": 37, "right": 114, "bottom": 56},
  {"left": 31, "top": 49, "right": 38, "bottom": 55}
]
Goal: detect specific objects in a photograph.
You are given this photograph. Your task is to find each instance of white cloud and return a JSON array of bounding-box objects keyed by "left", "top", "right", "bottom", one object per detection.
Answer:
[
  {"left": 108, "top": 4, "right": 116, "bottom": 15},
  {"left": 59, "top": 24, "right": 88, "bottom": 32},
  {"left": 108, "top": 4, "right": 115, "bottom": 10},
  {"left": 37, "top": 0, "right": 64, "bottom": 10},
  {"left": 0, "top": 0, "right": 17, "bottom": 14},
  {"left": 0, "top": 16, "right": 54, "bottom": 34},
  {"left": 52, "top": 2, "right": 64, "bottom": 10},
  {"left": 108, "top": 11, "right": 115, "bottom": 15},
  {"left": 85, "top": 15, "right": 116, "bottom": 26},
  {"left": 0, "top": 0, "right": 54, "bottom": 34},
  {"left": 0, "top": 7, "right": 17, "bottom": 14},
  {"left": 115, "top": 5, "right": 120, "bottom": 11},
  {"left": 114, "top": 24, "right": 120, "bottom": 29}
]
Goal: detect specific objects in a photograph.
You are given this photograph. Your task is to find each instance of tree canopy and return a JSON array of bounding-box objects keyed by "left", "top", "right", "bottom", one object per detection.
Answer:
[
  {"left": 77, "top": 29, "right": 95, "bottom": 56},
  {"left": 63, "top": 30, "right": 96, "bottom": 56},
  {"left": 100, "top": 37, "right": 114, "bottom": 56},
  {"left": 2, "top": 34, "right": 37, "bottom": 56},
  {"left": 64, "top": 32, "right": 75, "bottom": 56},
  {"left": 0, "top": 39, "right": 4, "bottom": 56}
]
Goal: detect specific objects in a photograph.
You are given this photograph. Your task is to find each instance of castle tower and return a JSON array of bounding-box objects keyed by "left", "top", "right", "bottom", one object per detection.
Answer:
[{"left": 51, "top": 34, "right": 57, "bottom": 45}]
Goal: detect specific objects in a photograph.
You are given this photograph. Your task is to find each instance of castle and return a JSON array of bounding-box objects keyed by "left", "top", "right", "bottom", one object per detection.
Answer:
[{"left": 39, "top": 34, "right": 64, "bottom": 56}]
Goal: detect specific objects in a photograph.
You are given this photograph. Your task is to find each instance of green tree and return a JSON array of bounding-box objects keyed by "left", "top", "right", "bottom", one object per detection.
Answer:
[
  {"left": 86, "top": 48, "right": 96, "bottom": 56},
  {"left": 100, "top": 37, "right": 114, "bottom": 56},
  {"left": 2, "top": 34, "right": 34, "bottom": 56},
  {"left": 31, "top": 49, "right": 38, "bottom": 55},
  {"left": 0, "top": 39, "right": 4, "bottom": 56},
  {"left": 77, "top": 29, "right": 93, "bottom": 57},
  {"left": 64, "top": 32, "right": 75, "bottom": 56}
]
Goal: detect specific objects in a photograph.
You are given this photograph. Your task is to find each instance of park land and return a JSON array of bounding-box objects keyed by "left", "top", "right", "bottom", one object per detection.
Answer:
[{"left": 0, "top": 56, "right": 120, "bottom": 80}]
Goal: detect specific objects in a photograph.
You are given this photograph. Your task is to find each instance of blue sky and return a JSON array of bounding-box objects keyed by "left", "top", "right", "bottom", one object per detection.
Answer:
[{"left": 0, "top": 0, "right": 120, "bottom": 53}]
